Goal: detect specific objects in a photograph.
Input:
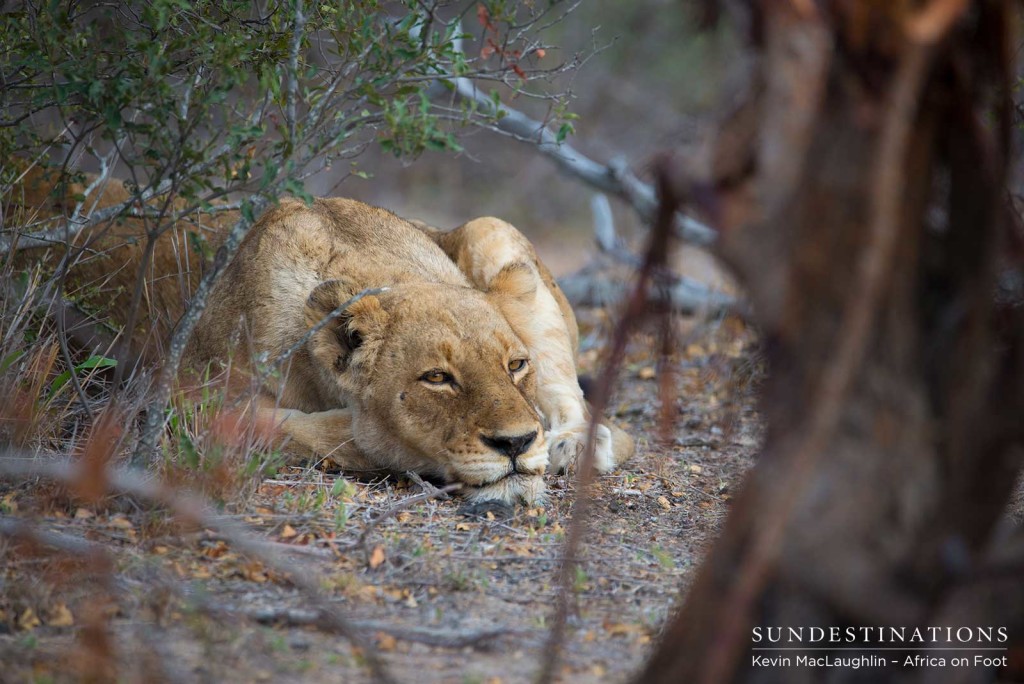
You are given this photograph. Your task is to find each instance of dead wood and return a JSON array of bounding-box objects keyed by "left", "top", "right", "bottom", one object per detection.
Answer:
[
  {"left": 638, "top": 2, "right": 1024, "bottom": 683},
  {"left": 230, "top": 605, "right": 533, "bottom": 650},
  {"left": 0, "top": 452, "right": 397, "bottom": 684}
]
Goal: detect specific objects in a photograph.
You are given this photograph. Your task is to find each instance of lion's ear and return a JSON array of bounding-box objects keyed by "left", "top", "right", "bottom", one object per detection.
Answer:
[
  {"left": 305, "top": 279, "right": 389, "bottom": 373},
  {"left": 488, "top": 262, "right": 538, "bottom": 304}
]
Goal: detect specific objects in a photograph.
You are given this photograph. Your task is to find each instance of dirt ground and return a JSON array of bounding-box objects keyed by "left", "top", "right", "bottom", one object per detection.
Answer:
[{"left": 0, "top": 311, "right": 762, "bottom": 684}]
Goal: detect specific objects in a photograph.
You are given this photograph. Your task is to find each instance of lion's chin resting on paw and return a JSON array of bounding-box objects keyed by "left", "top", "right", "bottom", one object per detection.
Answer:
[
  {"left": 462, "top": 473, "right": 548, "bottom": 507},
  {"left": 182, "top": 197, "right": 635, "bottom": 506}
]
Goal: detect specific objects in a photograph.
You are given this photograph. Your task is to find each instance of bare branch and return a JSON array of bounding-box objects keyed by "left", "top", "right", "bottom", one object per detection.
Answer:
[
  {"left": 537, "top": 158, "right": 682, "bottom": 684},
  {"left": 590, "top": 193, "right": 617, "bottom": 252},
  {"left": 354, "top": 481, "right": 462, "bottom": 554},
  {"left": 0, "top": 140, "right": 237, "bottom": 255},
  {"left": 227, "top": 605, "right": 532, "bottom": 649},
  {"left": 448, "top": 77, "right": 716, "bottom": 246},
  {"left": 275, "top": 287, "right": 387, "bottom": 369},
  {"left": 0, "top": 517, "right": 108, "bottom": 556},
  {"left": 558, "top": 264, "right": 740, "bottom": 316},
  {"left": 132, "top": 196, "right": 270, "bottom": 463},
  {"left": 285, "top": 0, "right": 307, "bottom": 145},
  {"left": 0, "top": 452, "right": 397, "bottom": 684}
]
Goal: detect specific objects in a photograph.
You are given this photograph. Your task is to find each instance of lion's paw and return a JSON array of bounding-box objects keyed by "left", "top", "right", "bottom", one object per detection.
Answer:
[{"left": 547, "top": 422, "right": 615, "bottom": 475}]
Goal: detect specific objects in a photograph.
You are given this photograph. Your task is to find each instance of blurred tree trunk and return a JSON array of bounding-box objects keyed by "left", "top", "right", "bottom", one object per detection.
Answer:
[{"left": 639, "top": 2, "right": 1024, "bottom": 683}]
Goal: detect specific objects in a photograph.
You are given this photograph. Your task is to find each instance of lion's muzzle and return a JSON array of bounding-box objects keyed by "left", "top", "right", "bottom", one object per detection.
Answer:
[{"left": 480, "top": 430, "right": 537, "bottom": 461}]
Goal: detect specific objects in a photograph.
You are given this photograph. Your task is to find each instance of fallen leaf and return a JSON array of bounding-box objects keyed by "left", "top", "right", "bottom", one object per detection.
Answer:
[
  {"left": 369, "top": 545, "right": 386, "bottom": 569},
  {"left": 202, "top": 541, "right": 229, "bottom": 559},
  {"left": 455, "top": 522, "right": 472, "bottom": 532},
  {"left": 279, "top": 524, "right": 298, "bottom": 539},
  {"left": 686, "top": 344, "right": 707, "bottom": 357},
  {"left": 46, "top": 603, "right": 74, "bottom": 627},
  {"left": 376, "top": 631, "right": 397, "bottom": 651},
  {"left": 656, "top": 496, "right": 672, "bottom": 511},
  {"left": 74, "top": 508, "right": 93, "bottom": 520},
  {"left": 18, "top": 608, "right": 40, "bottom": 631},
  {"left": 241, "top": 562, "right": 269, "bottom": 583},
  {"left": 603, "top": 621, "right": 640, "bottom": 637},
  {"left": 638, "top": 366, "right": 656, "bottom": 380}
]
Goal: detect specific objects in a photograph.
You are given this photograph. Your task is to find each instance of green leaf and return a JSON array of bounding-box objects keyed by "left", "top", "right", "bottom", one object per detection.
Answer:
[
  {"left": 45, "top": 355, "right": 117, "bottom": 400},
  {"left": 0, "top": 350, "right": 25, "bottom": 374}
]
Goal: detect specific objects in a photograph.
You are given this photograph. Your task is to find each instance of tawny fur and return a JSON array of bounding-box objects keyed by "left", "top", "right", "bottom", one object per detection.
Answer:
[{"left": 10, "top": 168, "right": 634, "bottom": 503}]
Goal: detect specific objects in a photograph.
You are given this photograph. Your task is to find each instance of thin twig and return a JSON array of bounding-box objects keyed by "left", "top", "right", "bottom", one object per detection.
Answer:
[
  {"left": 421, "top": 18, "right": 714, "bottom": 245},
  {"left": 0, "top": 453, "right": 397, "bottom": 684},
  {"left": 355, "top": 482, "right": 463, "bottom": 553},
  {"left": 132, "top": 195, "right": 269, "bottom": 464},
  {"left": 0, "top": 516, "right": 108, "bottom": 556},
  {"left": 277, "top": 287, "right": 387, "bottom": 369},
  {"left": 0, "top": 140, "right": 239, "bottom": 255},
  {"left": 285, "top": 0, "right": 307, "bottom": 146},
  {"left": 228, "top": 605, "right": 533, "bottom": 649},
  {"left": 536, "top": 158, "right": 681, "bottom": 684}
]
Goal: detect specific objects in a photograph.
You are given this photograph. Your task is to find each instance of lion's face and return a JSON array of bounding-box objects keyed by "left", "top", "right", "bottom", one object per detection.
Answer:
[{"left": 306, "top": 278, "right": 549, "bottom": 503}]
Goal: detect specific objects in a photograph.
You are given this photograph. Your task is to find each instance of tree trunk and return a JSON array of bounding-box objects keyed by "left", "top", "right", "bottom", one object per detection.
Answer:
[{"left": 639, "top": 3, "right": 1024, "bottom": 683}]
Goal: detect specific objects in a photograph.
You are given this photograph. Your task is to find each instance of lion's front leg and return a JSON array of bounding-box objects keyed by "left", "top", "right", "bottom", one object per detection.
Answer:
[
  {"left": 429, "top": 216, "right": 634, "bottom": 475},
  {"left": 258, "top": 404, "right": 383, "bottom": 472},
  {"left": 538, "top": 369, "right": 617, "bottom": 475}
]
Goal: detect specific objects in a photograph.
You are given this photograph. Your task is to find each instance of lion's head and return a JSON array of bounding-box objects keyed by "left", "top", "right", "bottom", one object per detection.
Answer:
[{"left": 304, "top": 264, "right": 549, "bottom": 503}]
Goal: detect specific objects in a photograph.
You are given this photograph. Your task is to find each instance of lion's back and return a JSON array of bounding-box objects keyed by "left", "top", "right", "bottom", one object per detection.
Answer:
[{"left": 185, "top": 197, "right": 469, "bottom": 375}]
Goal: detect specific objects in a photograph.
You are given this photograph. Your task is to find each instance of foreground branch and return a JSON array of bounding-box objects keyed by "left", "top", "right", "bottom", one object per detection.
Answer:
[
  {"left": 132, "top": 196, "right": 269, "bottom": 463},
  {"left": 537, "top": 159, "right": 682, "bottom": 684},
  {"left": 0, "top": 453, "right": 396, "bottom": 684}
]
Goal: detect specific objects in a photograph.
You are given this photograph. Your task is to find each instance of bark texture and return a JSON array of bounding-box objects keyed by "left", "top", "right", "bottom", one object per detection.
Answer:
[{"left": 639, "top": 3, "right": 1024, "bottom": 683}]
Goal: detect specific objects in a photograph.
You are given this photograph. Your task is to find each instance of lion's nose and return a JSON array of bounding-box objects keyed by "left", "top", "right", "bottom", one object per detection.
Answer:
[{"left": 480, "top": 430, "right": 537, "bottom": 459}]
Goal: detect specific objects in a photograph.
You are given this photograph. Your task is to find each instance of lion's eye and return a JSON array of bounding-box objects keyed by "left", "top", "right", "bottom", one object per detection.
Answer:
[
  {"left": 420, "top": 370, "right": 452, "bottom": 385},
  {"left": 508, "top": 358, "right": 528, "bottom": 373}
]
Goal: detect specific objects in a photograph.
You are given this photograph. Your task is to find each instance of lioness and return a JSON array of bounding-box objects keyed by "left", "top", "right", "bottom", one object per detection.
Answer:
[
  {"left": 186, "top": 199, "right": 633, "bottom": 503},
  {"left": 8, "top": 169, "right": 633, "bottom": 504}
]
